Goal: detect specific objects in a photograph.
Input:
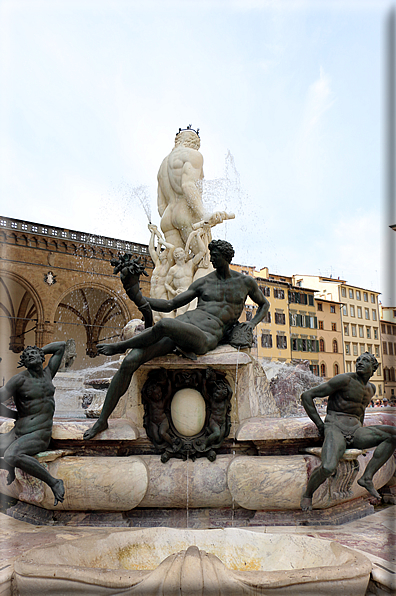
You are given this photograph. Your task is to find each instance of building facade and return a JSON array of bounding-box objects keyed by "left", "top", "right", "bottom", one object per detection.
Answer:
[
  {"left": 315, "top": 297, "right": 344, "bottom": 380},
  {"left": 380, "top": 306, "right": 396, "bottom": 402},
  {"left": 294, "top": 275, "right": 384, "bottom": 396},
  {"left": 231, "top": 265, "right": 319, "bottom": 372},
  {"left": 0, "top": 216, "right": 152, "bottom": 381}
]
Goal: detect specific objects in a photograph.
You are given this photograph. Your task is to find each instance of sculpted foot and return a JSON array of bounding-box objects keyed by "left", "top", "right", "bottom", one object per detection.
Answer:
[
  {"left": 300, "top": 496, "right": 313, "bottom": 511},
  {"left": 52, "top": 479, "right": 65, "bottom": 506},
  {"left": 83, "top": 419, "right": 109, "bottom": 440},
  {"left": 357, "top": 477, "right": 381, "bottom": 499},
  {"left": 6, "top": 467, "right": 15, "bottom": 485},
  {"left": 96, "top": 343, "right": 120, "bottom": 356}
]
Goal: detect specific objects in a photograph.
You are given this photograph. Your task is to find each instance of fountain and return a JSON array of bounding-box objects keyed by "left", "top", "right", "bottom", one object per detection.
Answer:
[{"left": 1, "top": 126, "right": 394, "bottom": 595}]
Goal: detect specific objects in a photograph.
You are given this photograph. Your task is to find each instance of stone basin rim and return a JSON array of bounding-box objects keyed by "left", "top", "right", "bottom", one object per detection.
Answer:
[{"left": 15, "top": 527, "right": 372, "bottom": 590}]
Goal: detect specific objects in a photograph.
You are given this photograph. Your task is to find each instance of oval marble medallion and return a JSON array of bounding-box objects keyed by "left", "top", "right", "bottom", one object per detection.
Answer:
[{"left": 171, "top": 389, "right": 206, "bottom": 437}]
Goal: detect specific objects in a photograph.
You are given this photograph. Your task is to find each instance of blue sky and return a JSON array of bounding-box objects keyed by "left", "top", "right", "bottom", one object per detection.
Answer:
[{"left": 1, "top": 0, "right": 394, "bottom": 303}]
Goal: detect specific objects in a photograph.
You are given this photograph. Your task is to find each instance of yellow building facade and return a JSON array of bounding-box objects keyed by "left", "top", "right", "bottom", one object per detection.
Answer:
[
  {"left": 231, "top": 265, "right": 319, "bottom": 373},
  {"left": 294, "top": 275, "right": 384, "bottom": 396}
]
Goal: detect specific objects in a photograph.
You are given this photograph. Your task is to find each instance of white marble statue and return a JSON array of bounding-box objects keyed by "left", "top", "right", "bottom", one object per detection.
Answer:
[
  {"left": 164, "top": 229, "right": 206, "bottom": 316},
  {"left": 157, "top": 127, "right": 233, "bottom": 254},
  {"left": 147, "top": 224, "right": 175, "bottom": 322}
]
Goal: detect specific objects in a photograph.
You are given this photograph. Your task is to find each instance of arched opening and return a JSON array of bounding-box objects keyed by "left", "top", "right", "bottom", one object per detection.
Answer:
[
  {"left": 319, "top": 338, "right": 325, "bottom": 352},
  {"left": 332, "top": 339, "right": 338, "bottom": 353},
  {"left": 320, "top": 363, "right": 326, "bottom": 377},
  {"left": 0, "top": 273, "right": 44, "bottom": 382},
  {"left": 53, "top": 286, "right": 130, "bottom": 370},
  {"left": 334, "top": 363, "right": 339, "bottom": 376}
]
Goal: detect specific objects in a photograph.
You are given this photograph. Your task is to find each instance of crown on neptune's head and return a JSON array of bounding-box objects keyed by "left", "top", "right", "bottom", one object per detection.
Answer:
[{"left": 176, "top": 124, "right": 200, "bottom": 137}]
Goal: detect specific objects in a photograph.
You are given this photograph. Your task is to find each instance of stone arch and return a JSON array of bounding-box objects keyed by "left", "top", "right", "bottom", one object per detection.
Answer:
[
  {"left": 0, "top": 271, "right": 44, "bottom": 352},
  {"left": 53, "top": 282, "right": 131, "bottom": 360}
]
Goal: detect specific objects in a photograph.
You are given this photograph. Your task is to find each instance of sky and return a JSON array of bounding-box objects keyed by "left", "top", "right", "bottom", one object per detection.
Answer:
[{"left": 1, "top": 0, "right": 395, "bottom": 304}]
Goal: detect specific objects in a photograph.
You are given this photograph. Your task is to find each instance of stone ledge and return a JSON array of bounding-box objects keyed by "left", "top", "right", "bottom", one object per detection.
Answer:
[
  {"left": 140, "top": 344, "right": 252, "bottom": 369},
  {"left": 236, "top": 414, "right": 394, "bottom": 442},
  {"left": 0, "top": 417, "right": 140, "bottom": 441}
]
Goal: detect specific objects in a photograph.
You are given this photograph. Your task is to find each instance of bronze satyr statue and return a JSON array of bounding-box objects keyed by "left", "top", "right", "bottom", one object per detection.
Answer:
[
  {"left": 84, "top": 239, "right": 269, "bottom": 440},
  {"left": 0, "top": 342, "right": 66, "bottom": 506},
  {"left": 300, "top": 352, "right": 396, "bottom": 511}
]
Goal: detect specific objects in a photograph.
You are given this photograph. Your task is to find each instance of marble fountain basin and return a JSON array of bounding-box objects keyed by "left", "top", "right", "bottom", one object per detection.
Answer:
[{"left": 14, "top": 527, "right": 371, "bottom": 595}]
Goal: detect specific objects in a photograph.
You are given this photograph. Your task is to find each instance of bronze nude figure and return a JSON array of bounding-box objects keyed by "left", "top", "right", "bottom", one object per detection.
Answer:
[
  {"left": 84, "top": 239, "right": 269, "bottom": 441},
  {"left": 0, "top": 342, "right": 66, "bottom": 506},
  {"left": 300, "top": 352, "right": 396, "bottom": 511}
]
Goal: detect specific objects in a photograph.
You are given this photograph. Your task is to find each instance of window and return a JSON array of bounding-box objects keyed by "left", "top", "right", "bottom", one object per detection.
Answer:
[
  {"left": 334, "top": 363, "right": 339, "bottom": 375},
  {"left": 273, "top": 288, "right": 285, "bottom": 299},
  {"left": 320, "top": 363, "right": 326, "bottom": 377},
  {"left": 343, "top": 305, "right": 347, "bottom": 316},
  {"left": 389, "top": 342, "right": 394, "bottom": 355},
  {"left": 372, "top": 310, "right": 377, "bottom": 321},
  {"left": 290, "top": 313, "right": 297, "bottom": 326},
  {"left": 356, "top": 290, "right": 361, "bottom": 300},
  {"left": 11, "top": 222, "right": 17, "bottom": 228},
  {"left": 21, "top": 223, "right": 28, "bottom": 230},
  {"left": 371, "top": 294, "right": 375, "bottom": 303},
  {"left": 32, "top": 225, "right": 38, "bottom": 232},
  {"left": 346, "top": 362, "right": 352, "bottom": 372},
  {"left": 261, "top": 333, "right": 272, "bottom": 348},
  {"left": 331, "top": 322, "right": 337, "bottom": 331},
  {"left": 388, "top": 325, "right": 392, "bottom": 335},
  {"left": 365, "top": 308, "right": 370, "bottom": 320},
  {"left": 276, "top": 335, "right": 287, "bottom": 349},
  {"left": 366, "top": 327, "right": 371, "bottom": 339},
  {"left": 41, "top": 227, "right": 48, "bottom": 234},
  {"left": 319, "top": 339, "right": 325, "bottom": 352},
  {"left": 359, "top": 325, "right": 364, "bottom": 338},
  {"left": 394, "top": 327, "right": 396, "bottom": 336},
  {"left": 350, "top": 305, "right": 355, "bottom": 317},
  {"left": 260, "top": 286, "right": 271, "bottom": 297},
  {"left": 381, "top": 323, "right": 386, "bottom": 333},
  {"left": 275, "top": 312, "right": 286, "bottom": 325},
  {"left": 352, "top": 324, "right": 357, "bottom": 337},
  {"left": 377, "top": 365, "right": 381, "bottom": 377},
  {"left": 341, "top": 287, "right": 346, "bottom": 297},
  {"left": 317, "top": 303, "right": 323, "bottom": 311},
  {"left": 363, "top": 292, "right": 368, "bottom": 302},
  {"left": 375, "top": 345, "right": 379, "bottom": 357},
  {"left": 344, "top": 324, "right": 349, "bottom": 335},
  {"left": 319, "top": 321, "right": 324, "bottom": 330},
  {"left": 374, "top": 328, "right": 378, "bottom": 340},
  {"left": 71, "top": 233, "right": 77, "bottom": 240},
  {"left": 357, "top": 307, "right": 362, "bottom": 318},
  {"left": 245, "top": 310, "right": 252, "bottom": 322},
  {"left": 360, "top": 344, "right": 365, "bottom": 354},
  {"left": 367, "top": 344, "right": 372, "bottom": 354},
  {"left": 263, "top": 312, "right": 271, "bottom": 323},
  {"left": 310, "top": 365, "right": 319, "bottom": 376},
  {"left": 330, "top": 305, "right": 336, "bottom": 313},
  {"left": 333, "top": 339, "right": 338, "bottom": 353},
  {"left": 353, "top": 344, "right": 358, "bottom": 356},
  {"left": 349, "top": 289, "right": 354, "bottom": 299},
  {"left": 308, "top": 295, "right": 314, "bottom": 306},
  {"left": 345, "top": 343, "right": 350, "bottom": 355}
]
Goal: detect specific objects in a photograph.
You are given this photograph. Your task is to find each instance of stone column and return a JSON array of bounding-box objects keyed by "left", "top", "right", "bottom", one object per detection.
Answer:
[{"left": 36, "top": 322, "right": 54, "bottom": 347}]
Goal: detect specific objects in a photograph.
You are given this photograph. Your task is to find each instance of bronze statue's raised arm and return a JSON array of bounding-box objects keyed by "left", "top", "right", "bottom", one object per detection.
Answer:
[
  {"left": 148, "top": 285, "right": 199, "bottom": 313},
  {"left": 43, "top": 341, "right": 66, "bottom": 379}
]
